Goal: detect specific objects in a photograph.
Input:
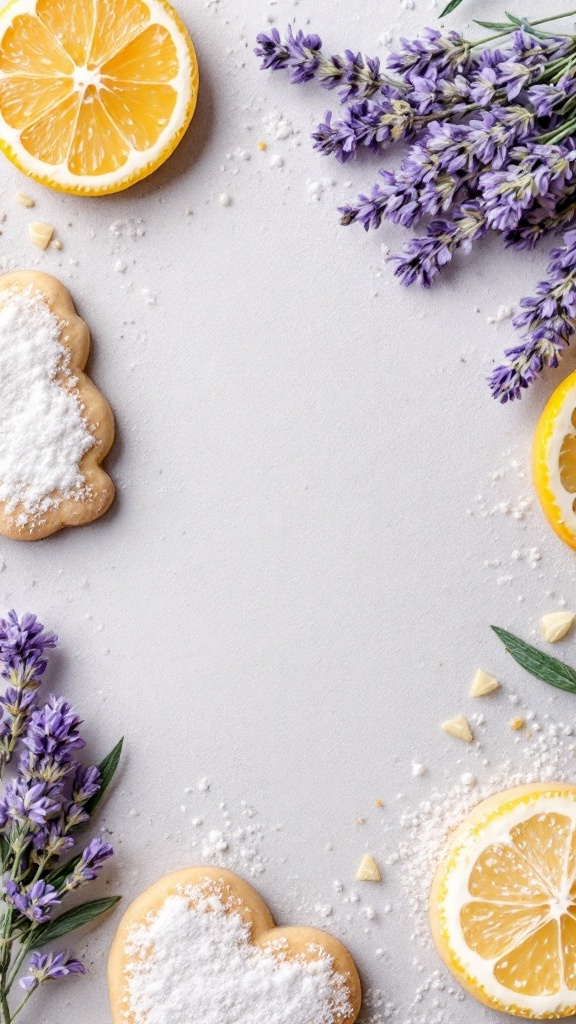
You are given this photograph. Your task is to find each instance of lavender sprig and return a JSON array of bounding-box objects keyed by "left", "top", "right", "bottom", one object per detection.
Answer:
[
  {"left": 390, "top": 201, "right": 488, "bottom": 287},
  {"left": 254, "top": 26, "right": 391, "bottom": 100},
  {"left": 489, "top": 228, "right": 576, "bottom": 401},
  {"left": 256, "top": 15, "right": 576, "bottom": 399},
  {"left": 0, "top": 613, "right": 122, "bottom": 1024}
]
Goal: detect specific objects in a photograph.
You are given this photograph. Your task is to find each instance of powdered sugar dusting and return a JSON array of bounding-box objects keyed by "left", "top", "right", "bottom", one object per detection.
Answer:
[
  {"left": 0, "top": 287, "right": 94, "bottom": 524},
  {"left": 398, "top": 712, "right": 576, "bottom": 949},
  {"left": 123, "top": 878, "right": 353, "bottom": 1024}
]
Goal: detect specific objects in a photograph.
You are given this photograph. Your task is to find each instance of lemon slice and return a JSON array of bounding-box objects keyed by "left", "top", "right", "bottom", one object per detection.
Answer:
[
  {"left": 0, "top": 0, "right": 198, "bottom": 195},
  {"left": 533, "top": 371, "right": 576, "bottom": 551},
  {"left": 430, "top": 783, "right": 576, "bottom": 1019}
]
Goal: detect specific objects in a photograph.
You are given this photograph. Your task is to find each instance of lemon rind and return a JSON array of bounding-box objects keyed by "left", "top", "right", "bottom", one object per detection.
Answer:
[{"left": 533, "top": 372, "right": 576, "bottom": 552}]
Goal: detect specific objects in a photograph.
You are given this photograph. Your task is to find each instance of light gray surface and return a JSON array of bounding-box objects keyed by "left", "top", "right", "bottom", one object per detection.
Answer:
[{"left": 0, "top": 0, "right": 573, "bottom": 1021}]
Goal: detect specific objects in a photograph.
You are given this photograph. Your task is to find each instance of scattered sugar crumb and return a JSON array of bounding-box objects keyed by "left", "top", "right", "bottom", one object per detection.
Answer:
[{"left": 487, "top": 304, "right": 514, "bottom": 325}]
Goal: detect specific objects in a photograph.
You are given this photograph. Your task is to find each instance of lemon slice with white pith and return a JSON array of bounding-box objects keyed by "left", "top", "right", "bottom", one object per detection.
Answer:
[
  {"left": 0, "top": 0, "right": 198, "bottom": 195},
  {"left": 533, "top": 371, "right": 576, "bottom": 550},
  {"left": 431, "top": 783, "right": 576, "bottom": 1019}
]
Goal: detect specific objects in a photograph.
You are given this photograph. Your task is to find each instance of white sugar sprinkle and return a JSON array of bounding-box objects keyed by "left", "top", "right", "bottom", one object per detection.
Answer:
[
  {"left": 124, "top": 879, "right": 353, "bottom": 1024},
  {"left": 0, "top": 287, "right": 94, "bottom": 523}
]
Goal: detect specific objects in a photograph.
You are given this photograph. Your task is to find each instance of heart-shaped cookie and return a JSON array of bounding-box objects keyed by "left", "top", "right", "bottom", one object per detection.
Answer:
[
  {"left": 0, "top": 271, "right": 114, "bottom": 539},
  {"left": 108, "top": 866, "right": 362, "bottom": 1024}
]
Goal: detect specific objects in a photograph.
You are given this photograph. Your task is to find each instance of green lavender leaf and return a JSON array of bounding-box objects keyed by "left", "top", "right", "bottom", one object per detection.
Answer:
[
  {"left": 46, "top": 854, "right": 82, "bottom": 889},
  {"left": 33, "top": 897, "right": 121, "bottom": 947},
  {"left": 505, "top": 11, "right": 523, "bottom": 25},
  {"left": 473, "top": 19, "right": 515, "bottom": 30},
  {"left": 84, "top": 737, "right": 124, "bottom": 818},
  {"left": 491, "top": 626, "right": 576, "bottom": 694},
  {"left": 439, "top": 0, "right": 466, "bottom": 16}
]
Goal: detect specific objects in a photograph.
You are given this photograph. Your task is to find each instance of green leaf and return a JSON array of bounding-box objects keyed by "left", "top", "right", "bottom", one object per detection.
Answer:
[
  {"left": 46, "top": 854, "right": 82, "bottom": 890},
  {"left": 439, "top": 0, "right": 466, "bottom": 16},
  {"left": 473, "top": 19, "right": 515, "bottom": 30},
  {"left": 84, "top": 737, "right": 124, "bottom": 818},
  {"left": 505, "top": 11, "right": 523, "bottom": 25},
  {"left": 34, "top": 897, "right": 121, "bottom": 947},
  {"left": 491, "top": 626, "right": 576, "bottom": 694}
]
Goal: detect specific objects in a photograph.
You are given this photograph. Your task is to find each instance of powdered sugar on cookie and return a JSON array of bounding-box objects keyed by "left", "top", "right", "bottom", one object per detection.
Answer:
[
  {"left": 0, "top": 287, "right": 95, "bottom": 525},
  {"left": 123, "top": 878, "right": 353, "bottom": 1024}
]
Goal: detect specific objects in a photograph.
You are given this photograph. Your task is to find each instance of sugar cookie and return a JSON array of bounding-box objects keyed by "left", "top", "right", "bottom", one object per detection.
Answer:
[
  {"left": 0, "top": 271, "right": 114, "bottom": 540},
  {"left": 109, "top": 866, "right": 362, "bottom": 1024}
]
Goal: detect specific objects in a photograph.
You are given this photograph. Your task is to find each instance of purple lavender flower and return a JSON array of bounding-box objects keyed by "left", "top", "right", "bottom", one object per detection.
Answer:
[
  {"left": 0, "top": 612, "right": 57, "bottom": 684},
  {"left": 510, "top": 29, "right": 568, "bottom": 67},
  {"left": 254, "top": 26, "right": 321, "bottom": 79},
  {"left": 390, "top": 202, "right": 487, "bottom": 288},
  {"left": 62, "top": 802, "right": 90, "bottom": 831},
  {"left": 341, "top": 107, "right": 539, "bottom": 234},
  {"left": 464, "top": 107, "right": 536, "bottom": 170},
  {"left": 505, "top": 184, "right": 576, "bottom": 250},
  {"left": 386, "top": 28, "right": 471, "bottom": 78},
  {"left": 64, "top": 836, "right": 114, "bottom": 890},
  {"left": 490, "top": 228, "right": 576, "bottom": 401},
  {"left": 20, "top": 950, "right": 85, "bottom": 991},
  {"left": 71, "top": 764, "right": 101, "bottom": 804},
  {"left": 497, "top": 59, "right": 538, "bottom": 101},
  {"left": 256, "top": 19, "right": 576, "bottom": 398},
  {"left": 469, "top": 66, "right": 498, "bottom": 106},
  {"left": 480, "top": 144, "right": 576, "bottom": 231},
  {"left": 339, "top": 158, "right": 467, "bottom": 231},
  {"left": 5, "top": 879, "right": 60, "bottom": 923},
  {"left": 0, "top": 780, "right": 59, "bottom": 828},
  {"left": 528, "top": 84, "right": 567, "bottom": 119},
  {"left": 255, "top": 27, "right": 387, "bottom": 99},
  {"left": 24, "top": 697, "right": 85, "bottom": 764},
  {"left": 0, "top": 688, "right": 37, "bottom": 719},
  {"left": 0, "top": 613, "right": 58, "bottom": 763},
  {"left": 313, "top": 102, "right": 398, "bottom": 162},
  {"left": 32, "top": 823, "right": 74, "bottom": 859}
]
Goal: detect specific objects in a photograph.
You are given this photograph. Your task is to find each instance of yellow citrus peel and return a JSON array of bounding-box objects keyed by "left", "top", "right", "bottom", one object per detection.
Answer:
[{"left": 533, "top": 370, "right": 576, "bottom": 551}]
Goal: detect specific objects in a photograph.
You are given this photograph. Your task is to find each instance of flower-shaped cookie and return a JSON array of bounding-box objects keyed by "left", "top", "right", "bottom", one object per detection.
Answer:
[{"left": 109, "top": 866, "right": 362, "bottom": 1024}]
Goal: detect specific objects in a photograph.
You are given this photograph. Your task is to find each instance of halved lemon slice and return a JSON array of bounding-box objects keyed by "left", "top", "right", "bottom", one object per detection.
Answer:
[
  {"left": 430, "top": 783, "right": 576, "bottom": 1019},
  {"left": 533, "top": 371, "right": 576, "bottom": 551},
  {"left": 0, "top": 0, "right": 198, "bottom": 195}
]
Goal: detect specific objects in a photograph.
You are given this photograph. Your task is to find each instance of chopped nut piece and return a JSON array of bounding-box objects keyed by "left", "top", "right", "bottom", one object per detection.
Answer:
[
  {"left": 540, "top": 611, "right": 575, "bottom": 643},
  {"left": 470, "top": 668, "right": 500, "bottom": 697},
  {"left": 258, "top": 140, "right": 268, "bottom": 151},
  {"left": 441, "top": 715, "right": 473, "bottom": 742},
  {"left": 355, "top": 817, "right": 366, "bottom": 825},
  {"left": 509, "top": 717, "right": 525, "bottom": 731},
  {"left": 50, "top": 239, "right": 62, "bottom": 250},
  {"left": 15, "top": 192, "right": 35, "bottom": 207},
  {"left": 28, "top": 223, "right": 54, "bottom": 250},
  {"left": 374, "top": 798, "right": 384, "bottom": 808},
  {"left": 356, "top": 853, "right": 381, "bottom": 882}
]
